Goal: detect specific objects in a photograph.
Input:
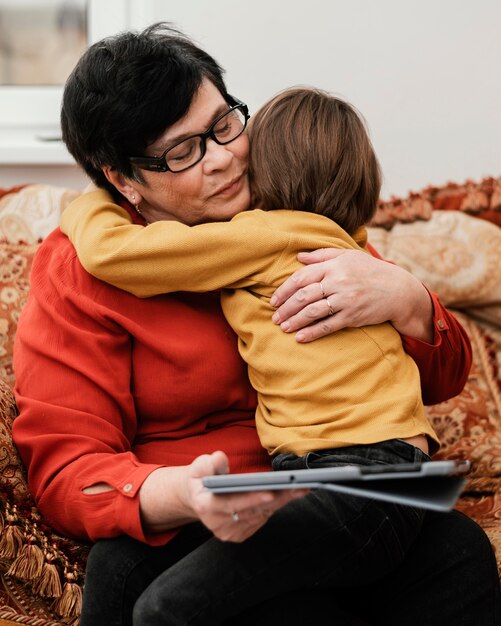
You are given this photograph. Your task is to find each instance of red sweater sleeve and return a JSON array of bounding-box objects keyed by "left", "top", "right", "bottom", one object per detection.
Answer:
[
  {"left": 366, "top": 242, "right": 472, "bottom": 405},
  {"left": 13, "top": 235, "right": 166, "bottom": 545},
  {"left": 13, "top": 229, "right": 265, "bottom": 544}
]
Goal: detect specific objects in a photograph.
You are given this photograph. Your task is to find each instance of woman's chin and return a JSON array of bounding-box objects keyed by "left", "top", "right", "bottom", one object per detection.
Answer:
[{"left": 210, "top": 188, "right": 251, "bottom": 222}]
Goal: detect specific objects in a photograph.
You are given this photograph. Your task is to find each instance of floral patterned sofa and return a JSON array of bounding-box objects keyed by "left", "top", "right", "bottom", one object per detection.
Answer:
[{"left": 0, "top": 179, "right": 500, "bottom": 625}]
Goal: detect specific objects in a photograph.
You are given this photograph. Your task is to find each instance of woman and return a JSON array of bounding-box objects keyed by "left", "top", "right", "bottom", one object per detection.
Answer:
[{"left": 12, "top": 23, "right": 499, "bottom": 626}]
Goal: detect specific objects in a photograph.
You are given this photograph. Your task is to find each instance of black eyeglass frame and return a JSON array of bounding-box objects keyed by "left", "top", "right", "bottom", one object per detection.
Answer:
[{"left": 129, "top": 95, "right": 250, "bottom": 174}]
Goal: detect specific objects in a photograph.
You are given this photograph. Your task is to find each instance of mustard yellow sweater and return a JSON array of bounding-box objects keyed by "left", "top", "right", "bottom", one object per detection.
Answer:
[{"left": 61, "top": 191, "right": 439, "bottom": 456}]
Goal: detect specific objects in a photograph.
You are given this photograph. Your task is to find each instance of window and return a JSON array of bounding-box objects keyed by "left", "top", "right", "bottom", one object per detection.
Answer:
[
  {"left": 0, "top": 1, "right": 87, "bottom": 86},
  {"left": 0, "top": 0, "right": 131, "bottom": 130}
]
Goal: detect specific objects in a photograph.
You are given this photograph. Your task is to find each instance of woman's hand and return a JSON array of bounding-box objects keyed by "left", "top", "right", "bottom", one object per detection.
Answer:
[
  {"left": 270, "top": 248, "right": 434, "bottom": 343},
  {"left": 185, "top": 451, "right": 307, "bottom": 542},
  {"left": 139, "top": 451, "right": 308, "bottom": 543}
]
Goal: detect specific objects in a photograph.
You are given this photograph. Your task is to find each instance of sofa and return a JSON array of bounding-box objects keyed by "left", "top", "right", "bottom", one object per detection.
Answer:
[{"left": 0, "top": 178, "right": 500, "bottom": 625}]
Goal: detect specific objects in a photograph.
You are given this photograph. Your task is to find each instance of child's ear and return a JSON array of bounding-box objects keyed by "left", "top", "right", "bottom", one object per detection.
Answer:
[{"left": 102, "top": 166, "right": 144, "bottom": 206}]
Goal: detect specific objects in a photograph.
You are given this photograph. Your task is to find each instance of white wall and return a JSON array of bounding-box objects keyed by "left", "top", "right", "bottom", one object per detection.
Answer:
[
  {"left": 139, "top": 0, "right": 500, "bottom": 199},
  {"left": 2, "top": 0, "right": 499, "bottom": 197}
]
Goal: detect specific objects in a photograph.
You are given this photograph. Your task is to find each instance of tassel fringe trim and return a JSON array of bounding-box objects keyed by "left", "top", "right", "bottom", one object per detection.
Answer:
[{"left": 0, "top": 489, "right": 88, "bottom": 624}]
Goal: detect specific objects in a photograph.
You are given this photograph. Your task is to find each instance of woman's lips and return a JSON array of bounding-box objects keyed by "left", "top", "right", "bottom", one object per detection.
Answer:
[{"left": 211, "top": 174, "right": 244, "bottom": 198}]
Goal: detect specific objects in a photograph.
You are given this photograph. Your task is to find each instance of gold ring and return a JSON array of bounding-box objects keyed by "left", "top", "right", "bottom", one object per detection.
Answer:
[
  {"left": 319, "top": 282, "right": 326, "bottom": 299},
  {"left": 326, "top": 298, "right": 335, "bottom": 316},
  {"left": 231, "top": 511, "right": 240, "bottom": 523}
]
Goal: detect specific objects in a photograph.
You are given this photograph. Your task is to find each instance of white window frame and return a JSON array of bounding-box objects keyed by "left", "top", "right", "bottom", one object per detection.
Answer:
[{"left": 0, "top": 0, "right": 133, "bottom": 130}]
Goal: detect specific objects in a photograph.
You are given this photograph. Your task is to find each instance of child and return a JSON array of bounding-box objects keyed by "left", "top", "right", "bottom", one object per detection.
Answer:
[{"left": 61, "top": 87, "right": 438, "bottom": 460}]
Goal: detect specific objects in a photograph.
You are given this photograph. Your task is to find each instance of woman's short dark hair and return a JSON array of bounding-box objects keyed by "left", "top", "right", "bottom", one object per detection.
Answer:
[
  {"left": 61, "top": 22, "right": 228, "bottom": 191},
  {"left": 248, "top": 87, "right": 382, "bottom": 235}
]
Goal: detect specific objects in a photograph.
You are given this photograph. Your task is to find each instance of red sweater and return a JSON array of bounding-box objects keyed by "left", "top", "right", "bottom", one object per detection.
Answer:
[{"left": 12, "top": 229, "right": 471, "bottom": 544}]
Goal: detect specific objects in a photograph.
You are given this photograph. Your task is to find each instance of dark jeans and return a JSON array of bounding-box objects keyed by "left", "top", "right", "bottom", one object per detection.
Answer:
[{"left": 80, "top": 441, "right": 501, "bottom": 626}]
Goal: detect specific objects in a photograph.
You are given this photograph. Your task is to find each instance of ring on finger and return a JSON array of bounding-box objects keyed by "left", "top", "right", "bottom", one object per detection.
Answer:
[
  {"left": 230, "top": 510, "right": 240, "bottom": 523},
  {"left": 319, "top": 282, "right": 326, "bottom": 299},
  {"left": 325, "top": 297, "right": 335, "bottom": 316}
]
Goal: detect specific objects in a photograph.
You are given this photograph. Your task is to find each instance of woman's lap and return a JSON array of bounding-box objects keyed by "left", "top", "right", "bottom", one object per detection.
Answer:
[
  {"left": 79, "top": 523, "right": 213, "bottom": 626},
  {"left": 80, "top": 509, "right": 499, "bottom": 626},
  {"left": 80, "top": 440, "right": 500, "bottom": 626},
  {"left": 130, "top": 442, "right": 429, "bottom": 625},
  {"left": 349, "top": 509, "right": 501, "bottom": 626},
  {"left": 132, "top": 491, "right": 423, "bottom": 625}
]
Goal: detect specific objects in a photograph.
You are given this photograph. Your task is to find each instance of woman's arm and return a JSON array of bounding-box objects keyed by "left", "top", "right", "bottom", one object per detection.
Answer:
[
  {"left": 270, "top": 247, "right": 472, "bottom": 404},
  {"left": 13, "top": 231, "right": 304, "bottom": 544},
  {"left": 13, "top": 236, "right": 165, "bottom": 543}
]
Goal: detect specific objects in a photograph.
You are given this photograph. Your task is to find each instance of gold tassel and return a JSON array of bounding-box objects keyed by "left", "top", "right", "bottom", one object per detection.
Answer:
[
  {"left": 0, "top": 521, "right": 24, "bottom": 559},
  {"left": 54, "top": 570, "right": 82, "bottom": 618},
  {"left": 7, "top": 536, "right": 44, "bottom": 581},
  {"left": 32, "top": 552, "right": 63, "bottom": 598}
]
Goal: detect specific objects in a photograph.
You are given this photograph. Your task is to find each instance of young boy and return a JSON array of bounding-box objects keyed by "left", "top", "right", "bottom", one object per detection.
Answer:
[
  {"left": 60, "top": 85, "right": 440, "bottom": 625},
  {"left": 61, "top": 87, "right": 438, "bottom": 460}
]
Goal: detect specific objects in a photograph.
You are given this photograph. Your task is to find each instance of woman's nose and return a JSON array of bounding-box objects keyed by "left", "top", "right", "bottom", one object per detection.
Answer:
[{"left": 202, "top": 138, "right": 234, "bottom": 173}]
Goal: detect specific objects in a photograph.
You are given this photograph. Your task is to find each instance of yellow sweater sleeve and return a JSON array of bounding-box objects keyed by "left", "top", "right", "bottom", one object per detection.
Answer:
[{"left": 60, "top": 190, "right": 291, "bottom": 297}]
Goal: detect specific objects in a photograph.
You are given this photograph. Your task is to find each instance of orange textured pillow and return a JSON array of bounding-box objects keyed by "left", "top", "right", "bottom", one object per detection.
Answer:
[
  {"left": 373, "top": 176, "right": 501, "bottom": 229},
  {"left": 428, "top": 177, "right": 501, "bottom": 227},
  {"left": 371, "top": 193, "right": 434, "bottom": 229},
  {"left": 0, "top": 241, "right": 40, "bottom": 386}
]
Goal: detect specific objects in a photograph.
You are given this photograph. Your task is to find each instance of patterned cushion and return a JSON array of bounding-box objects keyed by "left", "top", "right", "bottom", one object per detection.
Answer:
[
  {"left": 368, "top": 210, "right": 501, "bottom": 327},
  {"left": 0, "top": 185, "right": 80, "bottom": 244},
  {"left": 0, "top": 187, "right": 87, "bottom": 624},
  {"left": 0, "top": 223, "right": 88, "bottom": 624},
  {"left": 0, "top": 242, "right": 40, "bottom": 387}
]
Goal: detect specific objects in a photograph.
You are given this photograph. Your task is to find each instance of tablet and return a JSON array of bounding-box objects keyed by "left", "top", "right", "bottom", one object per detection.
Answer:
[{"left": 202, "top": 459, "right": 470, "bottom": 512}]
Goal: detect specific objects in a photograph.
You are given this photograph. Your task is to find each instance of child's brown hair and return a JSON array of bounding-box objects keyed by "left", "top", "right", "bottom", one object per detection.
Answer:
[{"left": 248, "top": 87, "right": 381, "bottom": 235}]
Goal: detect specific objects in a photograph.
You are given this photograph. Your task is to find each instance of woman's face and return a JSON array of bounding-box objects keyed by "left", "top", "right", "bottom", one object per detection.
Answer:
[{"left": 128, "top": 79, "right": 251, "bottom": 225}]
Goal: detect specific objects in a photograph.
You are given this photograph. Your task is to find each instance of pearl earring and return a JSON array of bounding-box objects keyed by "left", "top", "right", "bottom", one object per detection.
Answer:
[{"left": 130, "top": 195, "right": 149, "bottom": 225}]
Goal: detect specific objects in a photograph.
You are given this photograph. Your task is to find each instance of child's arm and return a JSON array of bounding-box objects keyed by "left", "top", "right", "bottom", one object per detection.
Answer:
[{"left": 60, "top": 190, "right": 287, "bottom": 297}]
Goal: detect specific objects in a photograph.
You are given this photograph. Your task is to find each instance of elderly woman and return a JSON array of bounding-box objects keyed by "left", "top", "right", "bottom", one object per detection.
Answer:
[{"left": 12, "top": 23, "right": 499, "bottom": 626}]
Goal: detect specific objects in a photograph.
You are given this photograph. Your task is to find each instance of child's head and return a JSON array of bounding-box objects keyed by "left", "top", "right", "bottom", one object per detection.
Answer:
[{"left": 248, "top": 87, "right": 381, "bottom": 235}]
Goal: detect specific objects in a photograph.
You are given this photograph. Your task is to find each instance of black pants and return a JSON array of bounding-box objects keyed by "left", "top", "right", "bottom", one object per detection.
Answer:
[{"left": 80, "top": 443, "right": 501, "bottom": 626}]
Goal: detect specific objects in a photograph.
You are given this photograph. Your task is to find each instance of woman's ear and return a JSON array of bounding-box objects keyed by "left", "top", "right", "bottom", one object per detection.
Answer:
[{"left": 102, "top": 166, "right": 144, "bottom": 206}]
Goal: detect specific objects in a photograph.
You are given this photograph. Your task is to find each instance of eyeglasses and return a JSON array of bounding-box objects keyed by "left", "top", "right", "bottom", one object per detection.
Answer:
[{"left": 129, "top": 95, "right": 250, "bottom": 174}]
